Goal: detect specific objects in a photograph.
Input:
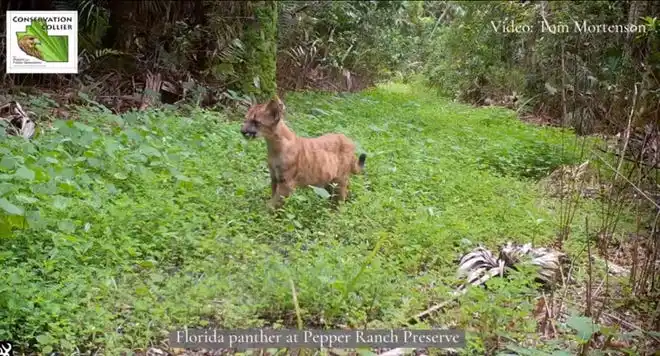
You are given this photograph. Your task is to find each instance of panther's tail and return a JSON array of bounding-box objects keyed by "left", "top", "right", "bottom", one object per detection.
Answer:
[{"left": 352, "top": 153, "right": 367, "bottom": 174}]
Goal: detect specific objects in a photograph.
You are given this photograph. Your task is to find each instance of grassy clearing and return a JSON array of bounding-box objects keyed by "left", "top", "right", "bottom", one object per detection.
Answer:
[{"left": 0, "top": 83, "right": 637, "bottom": 354}]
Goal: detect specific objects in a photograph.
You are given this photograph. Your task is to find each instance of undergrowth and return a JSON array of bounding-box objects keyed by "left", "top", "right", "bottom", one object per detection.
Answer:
[{"left": 0, "top": 83, "right": 638, "bottom": 355}]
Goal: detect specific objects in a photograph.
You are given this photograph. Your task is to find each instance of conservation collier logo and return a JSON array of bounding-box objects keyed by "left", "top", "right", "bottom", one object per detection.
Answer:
[{"left": 5, "top": 11, "right": 78, "bottom": 74}]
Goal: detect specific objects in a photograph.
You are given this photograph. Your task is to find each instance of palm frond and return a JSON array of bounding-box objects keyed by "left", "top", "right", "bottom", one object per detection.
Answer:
[
  {"left": 457, "top": 242, "right": 568, "bottom": 292},
  {"left": 52, "top": 0, "right": 108, "bottom": 30},
  {"left": 78, "top": 48, "right": 128, "bottom": 72}
]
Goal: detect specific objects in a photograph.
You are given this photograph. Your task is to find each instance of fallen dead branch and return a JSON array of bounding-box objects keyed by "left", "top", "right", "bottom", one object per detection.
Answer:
[{"left": 0, "top": 100, "right": 36, "bottom": 139}]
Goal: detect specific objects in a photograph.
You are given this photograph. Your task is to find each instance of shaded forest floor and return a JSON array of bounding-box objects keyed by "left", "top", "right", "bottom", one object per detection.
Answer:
[{"left": 0, "top": 83, "right": 656, "bottom": 355}]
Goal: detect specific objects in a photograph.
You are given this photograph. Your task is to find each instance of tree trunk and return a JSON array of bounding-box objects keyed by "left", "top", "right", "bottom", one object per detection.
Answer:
[
  {"left": 625, "top": 1, "right": 649, "bottom": 58},
  {"left": 5, "top": 0, "right": 51, "bottom": 10},
  {"left": 627, "top": 1, "right": 648, "bottom": 29},
  {"left": 102, "top": 0, "right": 125, "bottom": 49},
  {"left": 241, "top": 0, "right": 278, "bottom": 100},
  {"left": 29, "top": 0, "right": 51, "bottom": 9},
  {"left": 194, "top": 0, "right": 206, "bottom": 27}
]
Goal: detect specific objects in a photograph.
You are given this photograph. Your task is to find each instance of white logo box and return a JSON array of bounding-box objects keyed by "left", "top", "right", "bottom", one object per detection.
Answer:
[{"left": 6, "top": 10, "right": 78, "bottom": 74}]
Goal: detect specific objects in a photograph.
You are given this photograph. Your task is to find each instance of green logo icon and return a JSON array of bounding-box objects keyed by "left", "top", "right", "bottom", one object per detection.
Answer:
[{"left": 16, "top": 19, "right": 68, "bottom": 62}]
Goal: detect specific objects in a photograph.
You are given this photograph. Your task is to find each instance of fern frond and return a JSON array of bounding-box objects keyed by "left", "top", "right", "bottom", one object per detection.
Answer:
[{"left": 78, "top": 48, "right": 128, "bottom": 72}]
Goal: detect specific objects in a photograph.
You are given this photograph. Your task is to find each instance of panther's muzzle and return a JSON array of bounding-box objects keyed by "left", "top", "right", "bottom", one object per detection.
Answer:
[{"left": 240, "top": 128, "right": 257, "bottom": 139}]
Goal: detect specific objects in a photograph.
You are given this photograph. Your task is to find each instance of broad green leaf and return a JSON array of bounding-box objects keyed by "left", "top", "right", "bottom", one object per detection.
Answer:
[
  {"left": 139, "top": 260, "right": 156, "bottom": 269},
  {"left": 0, "top": 183, "right": 15, "bottom": 196},
  {"left": 36, "top": 333, "right": 53, "bottom": 344},
  {"left": 310, "top": 186, "right": 331, "bottom": 198},
  {"left": 14, "top": 194, "right": 38, "bottom": 204},
  {"left": 74, "top": 121, "right": 94, "bottom": 131},
  {"left": 139, "top": 144, "right": 161, "bottom": 157},
  {"left": 14, "top": 166, "right": 35, "bottom": 181},
  {"left": 566, "top": 315, "right": 600, "bottom": 342},
  {"left": 0, "top": 156, "right": 17, "bottom": 170},
  {"left": 52, "top": 195, "right": 70, "bottom": 210},
  {"left": 59, "top": 167, "right": 75, "bottom": 179},
  {"left": 57, "top": 220, "right": 76, "bottom": 234},
  {"left": 0, "top": 198, "right": 24, "bottom": 215},
  {"left": 26, "top": 210, "right": 43, "bottom": 229}
]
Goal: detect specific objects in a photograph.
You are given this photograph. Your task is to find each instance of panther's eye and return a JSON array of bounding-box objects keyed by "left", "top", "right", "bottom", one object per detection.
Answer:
[{"left": 252, "top": 120, "right": 260, "bottom": 127}]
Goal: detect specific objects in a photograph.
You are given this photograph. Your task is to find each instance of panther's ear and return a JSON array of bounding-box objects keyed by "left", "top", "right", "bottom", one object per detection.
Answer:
[
  {"left": 267, "top": 95, "right": 283, "bottom": 107},
  {"left": 266, "top": 95, "right": 285, "bottom": 121}
]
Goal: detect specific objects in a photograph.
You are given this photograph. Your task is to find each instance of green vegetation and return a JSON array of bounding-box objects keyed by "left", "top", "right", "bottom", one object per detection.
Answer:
[
  {"left": 421, "top": 1, "right": 659, "bottom": 134},
  {"left": 1, "top": 83, "right": 632, "bottom": 354},
  {"left": 1, "top": 0, "right": 658, "bottom": 355}
]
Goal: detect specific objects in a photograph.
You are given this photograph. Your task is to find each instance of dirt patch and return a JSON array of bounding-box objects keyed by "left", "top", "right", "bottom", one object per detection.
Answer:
[
  {"left": 538, "top": 161, "right": 605, "bottom": 199},
  {"left": 520, "top": 113, "right": 562, "bottom": 127}
]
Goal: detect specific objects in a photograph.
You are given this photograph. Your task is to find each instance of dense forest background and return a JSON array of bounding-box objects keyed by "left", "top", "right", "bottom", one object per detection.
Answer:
[{"left": 1, "top": 0, "right": 658, "bottom": 135}]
